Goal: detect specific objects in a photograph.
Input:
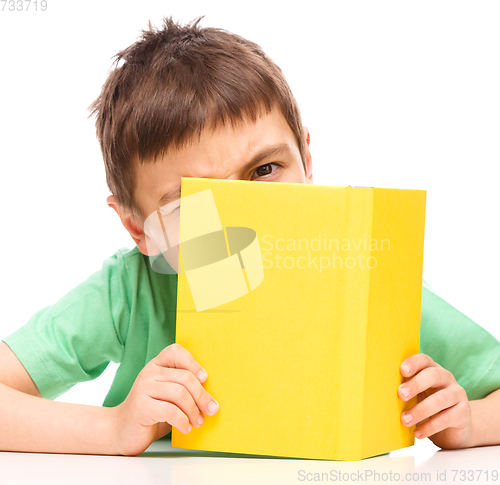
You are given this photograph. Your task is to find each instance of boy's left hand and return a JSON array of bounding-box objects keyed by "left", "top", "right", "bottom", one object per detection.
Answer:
[{"left": 398, "top": 353, "right": 472, "bottom": 449}]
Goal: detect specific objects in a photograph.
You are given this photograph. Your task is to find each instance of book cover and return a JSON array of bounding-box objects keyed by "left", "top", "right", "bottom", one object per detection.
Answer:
[{"left": 163, "top": 177, "right": 426, "bottom": 461}]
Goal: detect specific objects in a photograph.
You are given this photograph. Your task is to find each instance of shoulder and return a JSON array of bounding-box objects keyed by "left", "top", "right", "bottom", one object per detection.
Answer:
[
  {"left": 104, "top": 245, "right": 146, "bottom": 269},
  {"left": 96, "top": 245, "right": 151, "bottom": 285},
  {"left": 104, "top": 245, "right": 177, "bottom": 307},
  {"left": 97, "top": 245, "right": 168, "bottom": 299},
  {"left": 108, "top": 245, "right": 173, "bottom": 285}
]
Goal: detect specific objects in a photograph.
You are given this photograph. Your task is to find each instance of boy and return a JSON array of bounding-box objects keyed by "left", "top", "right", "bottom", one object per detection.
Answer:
[{"left": 1, "top": 17, "right": 500, "bottom": 457}]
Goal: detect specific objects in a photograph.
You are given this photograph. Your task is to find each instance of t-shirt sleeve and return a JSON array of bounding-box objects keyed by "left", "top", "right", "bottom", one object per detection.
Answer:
[
  {"left": 1, "top": 249, "right": 131, "bottom": 400},
  {"left": 420, "top": 280, "right": 500, "bottom": 401}
]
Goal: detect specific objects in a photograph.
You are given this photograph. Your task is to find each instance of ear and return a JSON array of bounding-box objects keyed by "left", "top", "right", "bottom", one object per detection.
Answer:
[
  {"left": 302, "top": 126, "right": 313, "bottom": 184},
  {"left": 107, "top": 195, "right": 150, "bottom": 255}
]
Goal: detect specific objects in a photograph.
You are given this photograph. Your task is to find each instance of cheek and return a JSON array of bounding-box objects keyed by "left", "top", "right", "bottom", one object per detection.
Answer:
[{"left": 278, "top": 162, "right": 307, "bottom": 184}]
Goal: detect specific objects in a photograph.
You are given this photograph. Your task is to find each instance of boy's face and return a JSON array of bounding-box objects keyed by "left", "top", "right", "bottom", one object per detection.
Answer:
[{"left": 107, "top": 108, "right": 313, "bottom": 255}]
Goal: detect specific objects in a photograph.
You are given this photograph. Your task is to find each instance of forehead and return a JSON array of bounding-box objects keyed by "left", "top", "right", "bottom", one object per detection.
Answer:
[{"left": 133, "top": 108, "right": 299, "bottom": 197}]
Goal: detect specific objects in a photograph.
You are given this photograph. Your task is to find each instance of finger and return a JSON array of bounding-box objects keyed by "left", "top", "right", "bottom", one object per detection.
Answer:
[
  {"left": 400, "top": 353, "right": 440, "bottom": 379},
  {"left": 154, "top": 343, "right": 208, "bottom": 383},
  {"left": 400, "top": 385, "right": 465, "bottom": 427},
  {"left": 398, "top": 366, "right": 455, "bottom": 401},
  {"left": 151, "top": 367, "right": 219, "bottom": 422},
  {"left": 148, "top": 399, "right": 192, "bottom": 434},
  {"left": 413, "top": 401, "right": 470, "bottom": 439},
  {"left": 155, "top": 366, "right": 219, "bottom": 418},
  {"left": 148, "top": 381, "right": 203, "bottom": 429}
]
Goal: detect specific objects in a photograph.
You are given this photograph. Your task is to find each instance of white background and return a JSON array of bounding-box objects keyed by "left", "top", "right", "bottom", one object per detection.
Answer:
[{"left": 0, "top": 1, "right": 498, "bottom": 406}]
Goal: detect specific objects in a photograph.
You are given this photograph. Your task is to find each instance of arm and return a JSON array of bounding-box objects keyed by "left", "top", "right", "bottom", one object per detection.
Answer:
[
  {"left": 0, "top": 341, "right": 218, "bottom": 456},
  {"left": 412, "top": 282, "right": 500, "bottom": 448},
  {"left": 0, "top": 342, "right": 116, "bottom": 455},
  {"left": 468, "top": 388, "right": 500, "bottom": 447},
  {"left": 0, "top": 381, "right": 117, "bottom": 455}
]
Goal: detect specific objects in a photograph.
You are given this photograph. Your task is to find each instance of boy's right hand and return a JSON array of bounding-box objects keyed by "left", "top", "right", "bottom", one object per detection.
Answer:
[{"left": 110, "top": 343, "right": 219, "bottom": 456}]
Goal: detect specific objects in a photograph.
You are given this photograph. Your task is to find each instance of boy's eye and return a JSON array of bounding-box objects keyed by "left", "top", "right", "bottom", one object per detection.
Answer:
[{"left": 252, "top": 163, "right": 281, "bottom": 179}]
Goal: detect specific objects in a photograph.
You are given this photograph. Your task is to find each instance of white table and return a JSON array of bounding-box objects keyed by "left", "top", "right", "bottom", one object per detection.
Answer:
[{"left": 1, "top": 438, "right": 499, "bottom": 484}]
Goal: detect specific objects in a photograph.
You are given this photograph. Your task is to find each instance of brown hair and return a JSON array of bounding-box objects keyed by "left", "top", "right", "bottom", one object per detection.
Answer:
[{"left": 88, "top": 16, "right": 306, "bottom": 223}]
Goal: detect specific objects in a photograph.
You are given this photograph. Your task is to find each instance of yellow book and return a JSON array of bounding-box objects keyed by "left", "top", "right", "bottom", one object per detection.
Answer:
[{"left": 169, "top": 177, "right": 426, "bottom": 461}]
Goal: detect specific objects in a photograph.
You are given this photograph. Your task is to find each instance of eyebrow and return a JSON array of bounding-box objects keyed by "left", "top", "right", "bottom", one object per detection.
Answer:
[
  {"left": 244, "top": 142, "right": 291, "bottom": 172},
  {"left": 156, "top": 142, "right": 292, "bottom": 205}
]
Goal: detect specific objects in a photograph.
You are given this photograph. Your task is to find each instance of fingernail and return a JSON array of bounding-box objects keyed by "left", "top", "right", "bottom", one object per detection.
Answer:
[
  {"left": 401, "top": 364, "right": 411, "bottom": 375},
  {"left": 187, "top": 424, "right": 192, "bottom": 433},
  {"left": 208, "top": 400, "right": 219, "bottom": 414},
  {"left": 399, "top": 386, "right": 410, "bottom": 399},
  {"left": 197, "top": 370, "right": 208, "bottom": 382},
  {"left": 415, "top": 429, "right": 422, "bottom": 438},
  {"left": 403, "top": 413, "right": 412, "bottom": 425},
  {"left": 197, "top": 415, "right": 204, "bottom": 426}
]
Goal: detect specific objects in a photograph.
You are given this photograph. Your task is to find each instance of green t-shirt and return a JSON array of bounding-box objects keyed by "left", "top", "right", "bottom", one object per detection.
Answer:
[{"left": 3, "top": 246, "right": 500, "bottom": 412}]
